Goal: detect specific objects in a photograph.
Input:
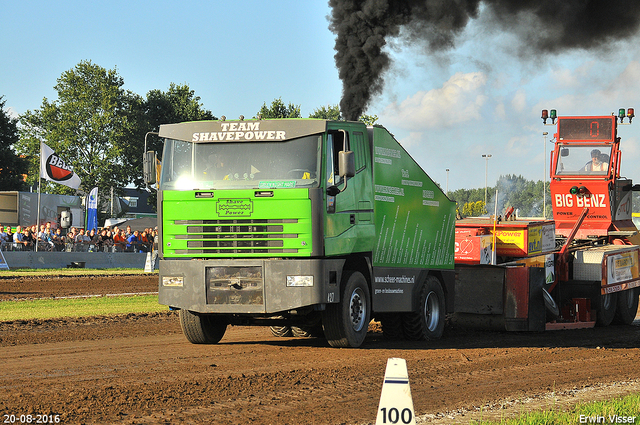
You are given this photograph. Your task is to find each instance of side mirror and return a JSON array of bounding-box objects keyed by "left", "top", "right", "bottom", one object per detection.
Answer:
[
  {"left": 144, "top": 151, "right": 157, "bottom": 185},
  {"left": 338, "top": 151, "right": 355, "bottom": 178},
  {"left": 327, "top": 151, "right": 355, "bottom": 196},
  {"left": 560, "top": 148, "right": 569, "bottom": 157}
]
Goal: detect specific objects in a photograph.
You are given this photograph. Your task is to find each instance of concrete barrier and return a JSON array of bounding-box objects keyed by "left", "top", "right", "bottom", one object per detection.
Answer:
[{"left": 1, "top": 251, "right": 148, "bottom": 270}]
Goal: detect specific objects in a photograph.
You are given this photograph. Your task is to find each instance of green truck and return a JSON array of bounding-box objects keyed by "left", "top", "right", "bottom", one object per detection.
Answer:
[{"left": 145, "top": 119, "right": 455, "bottom": 348}]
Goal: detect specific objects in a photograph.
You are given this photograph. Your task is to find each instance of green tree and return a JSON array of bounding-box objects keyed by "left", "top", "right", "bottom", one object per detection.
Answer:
[
  {"left": 495, "top": 174, "right": 548, "bottom": 218},
  {"left": 256, "top": 98, "right": 301, "bottom": 119},
  {"left": 307, "top": 105, "right": 378, "bottom": 125},
  {"left": 358, "top": 114, "right": 378, "bottom": 125},
  {"left": 17, "top": 60, "right": 141, "bottom": 197},
  {"left": 309, "top": 104, "right": 342, "bottom": 120},
  {"left": 143, "top": 83, "right": 215, "bottom": 151},
  {"left": 450, "top": 175, "right": 552, "bottom": 219},
  {"left": 0, "top": 97, "right": 28, "bottom": 191},
  {"left": 449, "top": 187, "right": 486, "bottom": 215},
  {"left": 461, "top": 200, "right": 487, "bottom": 217},
  {"left": 139, "top": 83, "right": 215, "bottom": 209}
]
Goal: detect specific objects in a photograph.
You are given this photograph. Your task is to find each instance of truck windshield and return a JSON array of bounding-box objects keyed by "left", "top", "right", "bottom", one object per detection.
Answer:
[
  {"left": 554, "top": 145, "right": 612, "bottom": 176},
  {"left": 159, "top": 134, "right": 322, "bottom": 190}
]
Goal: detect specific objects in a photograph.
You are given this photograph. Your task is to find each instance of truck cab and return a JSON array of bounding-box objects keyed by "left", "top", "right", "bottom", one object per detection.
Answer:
[{"left": 549, "top": 113, "right": 639, "bottom": 243}]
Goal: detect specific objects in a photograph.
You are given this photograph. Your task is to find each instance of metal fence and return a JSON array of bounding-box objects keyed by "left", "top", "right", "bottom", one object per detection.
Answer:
[{"left": 0, "top": 241, "right": 152, "bottom": 253}]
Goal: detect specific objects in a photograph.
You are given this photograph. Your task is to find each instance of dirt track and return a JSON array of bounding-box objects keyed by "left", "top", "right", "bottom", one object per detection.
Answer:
[{"left": 1, "top": 274, "right": 639, "bottom": 424}]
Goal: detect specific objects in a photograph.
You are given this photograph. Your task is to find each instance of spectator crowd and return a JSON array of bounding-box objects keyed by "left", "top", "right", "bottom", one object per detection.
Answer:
[{"left": 0, "top": 222, "right": 158, "bottom": 253}]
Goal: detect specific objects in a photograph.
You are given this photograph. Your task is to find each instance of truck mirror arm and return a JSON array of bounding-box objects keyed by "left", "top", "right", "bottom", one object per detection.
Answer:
[
  {"left": 326, "top": 185, "right": 341, "bottom": 196},
  {"left": 326, "top": 175, "right": 350, "bottom": 196}
]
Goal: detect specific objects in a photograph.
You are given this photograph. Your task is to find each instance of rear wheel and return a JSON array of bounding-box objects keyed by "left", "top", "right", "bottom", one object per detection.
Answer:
[
  {"left": 613, "top": 288, "right": 639, "bottom": 325},
  {"left": 403, "top": 276, "right": 446, "bottom": 340},
  {"left": 322, "top": 270, "right": 371, "bottom": 348},
  {"left": 179, "top": 309, "right": 227, "bottom": 344},
  {"left": 379, "top": 314, "right": 404, "bottom": 340},
  {"left": 596, "top": 292, "right": 617, "bottom": 327}
]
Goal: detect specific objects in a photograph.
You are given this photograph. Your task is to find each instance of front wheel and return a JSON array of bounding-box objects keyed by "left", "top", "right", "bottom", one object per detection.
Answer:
[
  {"left": 613, "top": 288, "right": 639, "bottom": 325},
  {"left": 179, "top": 309, "right": 227, "bottom": 344},
  {"left": 322, "top": 270, "right": 371, "bottom": 348},
  {"left": 403, "top": 276, "right": 446, "bottom": 340}
]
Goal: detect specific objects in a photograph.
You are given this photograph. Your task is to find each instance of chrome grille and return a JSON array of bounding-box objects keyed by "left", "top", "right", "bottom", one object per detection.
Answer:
[{"left": 173, "top": 219, "right": 299, "bottom": 254}]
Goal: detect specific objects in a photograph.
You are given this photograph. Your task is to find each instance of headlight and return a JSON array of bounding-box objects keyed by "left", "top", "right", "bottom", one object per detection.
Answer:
[
  {"left": 286, "top": 275, "right": 313, "bottom": 287},
  {"left": 162, "top": 276, "right": 184, "bottom": 287}
]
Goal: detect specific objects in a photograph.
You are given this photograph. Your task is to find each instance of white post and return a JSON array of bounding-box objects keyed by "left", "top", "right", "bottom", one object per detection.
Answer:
[
  {"left": 445, "top": 168, "right": 449, "bottom": 195},
  {"left": 35, "top": 144, "right": 43, "bottom": 253},
  {"left": 482, "top": 154, "right": 492, "bottom": 207}
]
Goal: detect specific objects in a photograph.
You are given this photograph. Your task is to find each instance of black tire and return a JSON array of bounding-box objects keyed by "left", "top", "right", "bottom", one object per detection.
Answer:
[
  {"left": 379, "top": 314, "right": 405, "bottom": 340},
  {"left": 270, "top": 325, "right": 293, "bottom": 337},
  {"left": 613, "top": 288, "right": 639, "bottom": 325},
  {"left": 291, "top": 313, "right": 324, "bottom": 338},
  {"left": 596, "top": 292, "right": 617, "bottom": 327},
  {"left": 322, "top": 270, "right": 371, "bottom": 348},
  {"left": 291, "top": 325, "right": 324, "bottom": 338},
  {"left": 291, "top": 326, "right": 312, "bottom": 338},
  {"left": 179, "top": 309, "right": 227, "bottom": 344},
  {"left": 543, "top": 288, "right": 560, "bottom": 318},
  {"left": 403, "top": 276, "right": 445, "bottom": 340}
]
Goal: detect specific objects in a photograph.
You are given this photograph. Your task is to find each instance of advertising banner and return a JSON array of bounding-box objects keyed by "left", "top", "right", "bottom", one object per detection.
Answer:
[
  {"left": 40, "top": 142, "right": 81, "bottom": 189},
  {"left": 87, "top": 187, "right": 98, "bottom": 231},
  {"left": 371, "top": 127, "right": 455, "bottom": 270}
]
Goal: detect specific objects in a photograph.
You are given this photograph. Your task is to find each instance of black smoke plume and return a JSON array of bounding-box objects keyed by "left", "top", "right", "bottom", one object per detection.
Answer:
[{"left": 329, "top": 0, "right": 640, "bottom": 121}]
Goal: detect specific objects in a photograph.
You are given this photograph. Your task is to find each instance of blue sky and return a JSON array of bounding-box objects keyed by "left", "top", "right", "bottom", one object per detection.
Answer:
[{"left": 3, "top": 1, "right": 640, "bottom": 192}]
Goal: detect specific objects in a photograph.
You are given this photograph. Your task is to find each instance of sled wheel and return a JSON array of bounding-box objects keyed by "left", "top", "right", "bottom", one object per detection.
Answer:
[{"left": 596, "top": 292, "right": 617, "bottom": 327}]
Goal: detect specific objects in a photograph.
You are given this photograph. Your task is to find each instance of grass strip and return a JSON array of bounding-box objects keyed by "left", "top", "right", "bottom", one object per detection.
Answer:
[
  {"left": 471, "top": 392, "right": 640, "bottom": 424},
  {"left": 0, "top": 294, "right": 166, "bottom": 321}
]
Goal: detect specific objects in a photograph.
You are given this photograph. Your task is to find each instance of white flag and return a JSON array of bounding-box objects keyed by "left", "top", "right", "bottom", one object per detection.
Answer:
[
  {"left": 40, "top": 142, "right": 81, "bottom": 189},
  {"left": 88, "top": 187, "right": 98, "bottom": 209}
]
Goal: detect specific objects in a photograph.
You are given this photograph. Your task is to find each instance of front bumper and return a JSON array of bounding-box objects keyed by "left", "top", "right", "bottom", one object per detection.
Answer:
[{"left": 158, "top": 258, "right": 344, "bottom": 314}]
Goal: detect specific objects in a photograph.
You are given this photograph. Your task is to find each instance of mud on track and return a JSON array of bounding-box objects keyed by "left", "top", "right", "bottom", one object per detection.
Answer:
[{"left": 0, "top": 275, "right": 639, "bottom": 424}]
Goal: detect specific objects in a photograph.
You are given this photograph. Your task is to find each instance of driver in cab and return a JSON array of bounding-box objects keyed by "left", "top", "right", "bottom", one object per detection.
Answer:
[
  {"left": 584, "top": 149, "right": 608, "bottom": 173},
  {"left": 203, "top": 154, "right": 229, "bottom": 180}
]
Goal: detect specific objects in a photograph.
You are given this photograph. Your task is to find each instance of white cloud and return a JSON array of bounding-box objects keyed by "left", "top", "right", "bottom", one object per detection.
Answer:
[
  {"left": 381, "top": 72, "right": 488, "bottom": 131},
  {"left": 396, "top": 131, "right": 425, "bottom": 150},
  {"left": 6, "top": 107, "right": 19, "bottom": 120},
  {"left": 495, "top": 102, "right": 506, "bottom": 120},
  {"left": 534, "top": 61, "right": 640, "bottom": 117},
  {"left": 511, "top": 89, "right": 526, "bottom": 112},
  {"left": 550, "top": 61, "right": 596, "bottom": 90}
]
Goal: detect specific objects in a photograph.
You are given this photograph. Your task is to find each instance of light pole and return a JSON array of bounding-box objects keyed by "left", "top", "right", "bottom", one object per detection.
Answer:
[
  {"left": 543, "top": 132, "right": 548, "bottom": 218},
  {"left": 482, "top": 154, "right": 492, "bottom": 206},
  {"left": 446, "top": 169, "right": 449, "bottom": 195}
]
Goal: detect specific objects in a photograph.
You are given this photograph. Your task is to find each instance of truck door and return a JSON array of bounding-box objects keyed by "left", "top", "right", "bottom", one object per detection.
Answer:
[{"left": 324, "top": 129, "right": 374, "bottom": 255}]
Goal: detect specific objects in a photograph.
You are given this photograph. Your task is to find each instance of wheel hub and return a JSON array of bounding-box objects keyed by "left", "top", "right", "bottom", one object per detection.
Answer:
[
  {"left": 349, "top": 289, "right": 365, "bottom": 332},
  {"left": 424, "top": 291, "right": 440, "bottom": 332}
]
